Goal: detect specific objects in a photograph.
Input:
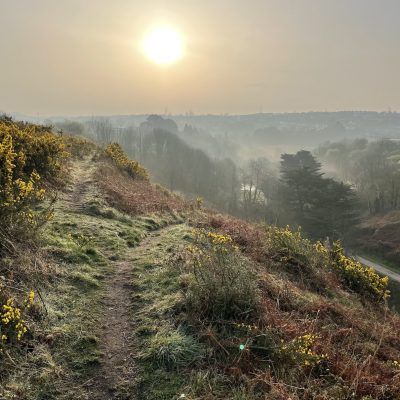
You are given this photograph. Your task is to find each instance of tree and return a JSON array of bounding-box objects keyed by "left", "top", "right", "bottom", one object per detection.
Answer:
[
  {"left": 240, "top": 158, "right": 271, "bottom": 221},
  {"left": 308, "top": 179, "right": 360, "bottom": 241},
  {"left": 54, "top": 120, "right": 84, "bottom": 136},
  {"left": 279, "top": 150, "right": 359, "bottom": 240},
  {"left": 316, "top": 138, "right": 400, "bottom": 215},
  {"left": 279, "top": 150, "right": 323, "bottom": 224},
  {"left": 88, "top": 118, "right": 113, "bottom": 144}
]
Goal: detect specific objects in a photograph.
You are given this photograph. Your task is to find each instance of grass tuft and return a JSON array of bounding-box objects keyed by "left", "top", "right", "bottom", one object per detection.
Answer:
[{"left": 143, "top": 326, "right": 205, "bottom": 370}]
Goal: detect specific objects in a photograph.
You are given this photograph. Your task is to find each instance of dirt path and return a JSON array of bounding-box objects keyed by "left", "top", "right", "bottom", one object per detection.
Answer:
[
  {"left": 61, "top": 155, "right": 179, "bottom": 399},
  {"left": 91, "top": 256, "right": 137, "bottom": 399},
  {"left": 66, "top": 155, "right": 138, "bottom": 398},
  {"left": 65, "top": 154, "right": 97, "bottom": 212},
  {"left": 92, "top": 226, "right": 180, "bottom": 399}
]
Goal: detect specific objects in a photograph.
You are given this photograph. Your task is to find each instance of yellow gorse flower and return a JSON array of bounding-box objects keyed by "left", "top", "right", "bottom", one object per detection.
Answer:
[
  {"left": 206, "top": 231, "right": 233, "bottom": 245},
  {"left": 105, "top": 143, "right": 147, "bottom": 180},
  {"left": 315, "top": 241, "right": 328, "bottom": 255},
  {"left": 281, "top": 334, "right": 327, "bottom": 367},
  {"left": 332, "top": 241, "right": 390, "bottom": 300},
  {"left": 391, "top": 360, "right": 400, "bottom": 369},
  {"left": 190, "top": 229, "right": 239, "bottom": 257},
  {"left": 0, "top": 289, "right": 35, "bottom": 351},
  {"left": 265, "top": 225, "right": 389, "bottom": 301},
  {"left": 0, "top": 119, "right": 65, "bottom": 227}
]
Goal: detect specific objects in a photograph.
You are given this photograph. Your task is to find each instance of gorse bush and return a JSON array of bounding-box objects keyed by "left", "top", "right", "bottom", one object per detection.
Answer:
[
  {"left": 266, "top": 225, "right": 313, "bottom": 263},
  {"left": 280, "top": 334, "right": 327, "bottom": 367},
  {"left": 0, "top": 288, "right": 35, "bottom": 354},
  {"left": 265, "top": 226, "right": 330, "bottom": 292},
  {"left": 0, "top": 118, "right": 63, "bottom": 359},
  {"left": 0, "top": 120, "right": 65, "bottom": 251},
  {"left": 0, "top": 119, "right": 65, "bottom": 182},
  {"left": 265, "top": 225, "right": 331, "bottom": 272},
  {"left": 185, "top": 229, "right": 259, "bottom": 319},
  {"left": 267, "top": 224, "right": 389, "bottom": 301},
  {"left": 330, "top": 241, "right": 390, "bottom": 301},
  {"left": 105, "top": 143, "right": 147, "bottom": 180}
]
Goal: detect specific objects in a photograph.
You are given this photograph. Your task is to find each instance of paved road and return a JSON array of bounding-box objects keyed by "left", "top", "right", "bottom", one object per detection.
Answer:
[{"left": 356, "top": 256, "right": 400, "bottom": 284}]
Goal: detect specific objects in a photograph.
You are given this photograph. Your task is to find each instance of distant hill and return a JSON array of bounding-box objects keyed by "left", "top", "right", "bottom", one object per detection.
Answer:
[{"left": 11, "top": 110, "right": 400, "bottom": 142}]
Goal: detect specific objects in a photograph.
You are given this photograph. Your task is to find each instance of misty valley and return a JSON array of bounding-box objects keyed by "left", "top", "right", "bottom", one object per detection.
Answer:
[{"left": 48, "top": 112, "right": 400, "bottom": 264}]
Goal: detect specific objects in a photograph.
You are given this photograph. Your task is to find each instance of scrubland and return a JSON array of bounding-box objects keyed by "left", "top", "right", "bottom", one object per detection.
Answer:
[{"left": 1, "top": 118, "right": 400, "bottom": 399}]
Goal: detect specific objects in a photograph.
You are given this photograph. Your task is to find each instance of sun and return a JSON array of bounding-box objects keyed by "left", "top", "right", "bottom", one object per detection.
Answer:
[{"left": 142, "top": 26, "right": 183, "bottom": 66}]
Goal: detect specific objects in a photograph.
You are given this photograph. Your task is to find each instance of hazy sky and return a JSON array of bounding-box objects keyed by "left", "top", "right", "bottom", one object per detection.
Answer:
[{"left": 1, "top": 0, "right": 400, "bottom": 116}]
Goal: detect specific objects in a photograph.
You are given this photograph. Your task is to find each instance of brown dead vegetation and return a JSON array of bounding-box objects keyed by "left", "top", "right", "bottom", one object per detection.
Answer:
[
  {"left": 358, "top": 211, "right": 400, "bottom": 263},
  {"left": 184, "top": 210, "right": 400, "bottom": 398},
  {"left": 95, "top": 163, "right": 191, "bottom": 215}
]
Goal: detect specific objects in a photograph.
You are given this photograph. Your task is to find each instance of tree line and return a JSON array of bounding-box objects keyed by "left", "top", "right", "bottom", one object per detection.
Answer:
[
  {"left": 316, "top": 139, "right": 400, "bottom": 214},
  {"left": 58, "top": 115, "right": 361, "bottom": 242}
]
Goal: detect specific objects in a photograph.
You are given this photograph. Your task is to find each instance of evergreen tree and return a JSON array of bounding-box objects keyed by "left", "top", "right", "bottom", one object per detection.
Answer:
[
  {"left": 279, "top": 150, "right": 323, "bottom": 226},
  {"left": 279, "top": 150, "right": 359, "bottom": 240}
]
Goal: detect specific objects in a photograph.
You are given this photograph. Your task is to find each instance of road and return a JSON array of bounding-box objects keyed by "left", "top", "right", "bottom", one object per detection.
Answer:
[{"left": 356, "top": 256, "right": 400, "bottom": 284}]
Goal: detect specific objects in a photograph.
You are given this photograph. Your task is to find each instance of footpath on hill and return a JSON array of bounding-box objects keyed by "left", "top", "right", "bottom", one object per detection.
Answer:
[{"left": 44, "top": 154, "right": 185, "bottom": 399}]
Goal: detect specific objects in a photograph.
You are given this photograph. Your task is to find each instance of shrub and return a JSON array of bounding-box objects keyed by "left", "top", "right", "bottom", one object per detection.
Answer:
[
  {"left": 0, "top": 120, "right": 65, "bottom": 254},
  {"left": 185, "top": 229, "right": 259, "bottom": 320},
  {"left": 265, "top": 225, "right": 329, "bottom": 268},
  {"left": 330, "top": 241, "right": 390, "bottom": 301},
  {"left": 104, "top": 143, "right": 147, "bottom": 180},
  {"left": 0, "top": 119, "right": 66, "bottom": 182},
  {"left": 0, "top": 288, "right": 35, "bottom": 354},
  {"left": 280, "top": 334, "right": 327, "bottom": 367},
  {"left": 266, "top": 225, "right": 389, "bottom": 301},
  {"left": 264, "top": 226, "right": 333, "bottom": 294}
]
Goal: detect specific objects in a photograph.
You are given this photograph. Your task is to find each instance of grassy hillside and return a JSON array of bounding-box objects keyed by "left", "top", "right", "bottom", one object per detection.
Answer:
[{"left": 1, "top": 119, "right": 400, "bottom": 399}]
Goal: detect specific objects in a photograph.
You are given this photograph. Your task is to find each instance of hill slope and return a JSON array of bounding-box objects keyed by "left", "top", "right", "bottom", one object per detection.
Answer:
[{"left": 1, "top": 126, "right": 400, "bottom": 399}]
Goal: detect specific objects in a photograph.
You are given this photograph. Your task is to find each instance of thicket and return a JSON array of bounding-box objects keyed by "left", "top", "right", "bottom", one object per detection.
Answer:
[
  {"left": 181, "top": 229, "right": 332, "bottom": 397},
  {"left": 186, "top": 224, "right": 389, "bottom": 325}
]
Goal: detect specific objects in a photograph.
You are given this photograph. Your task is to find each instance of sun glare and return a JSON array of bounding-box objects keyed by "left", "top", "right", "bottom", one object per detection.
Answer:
[{"left": 143, "top": 26, "right": 183, "bottom": 66}]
